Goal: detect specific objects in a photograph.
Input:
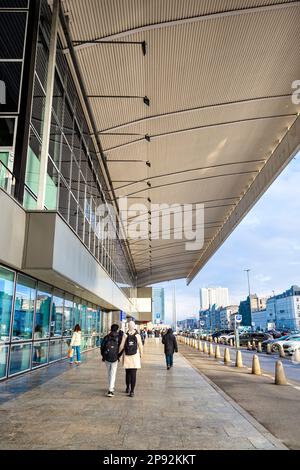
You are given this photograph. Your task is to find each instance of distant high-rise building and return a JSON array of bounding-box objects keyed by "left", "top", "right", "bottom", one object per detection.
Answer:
[
  {"left": 200, "top": 287, "right": 229, "bottom": 310},
  {"left": 152, "top": 288, "right": 165, "bottom": 324}
]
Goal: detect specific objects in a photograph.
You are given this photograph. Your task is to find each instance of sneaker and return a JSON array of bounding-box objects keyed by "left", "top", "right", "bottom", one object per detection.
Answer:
[
  {"left": 107, "top": 391, "right": 114, "bottom": 397},
  {"left": 125, "top": 388, "right": 130, "bottom": 394},
  {"left": 167, "top": 366, "right": 170, "bottom": 370},
  {"left": 129, "top": 392, "right": 134, "bottom": 398}
]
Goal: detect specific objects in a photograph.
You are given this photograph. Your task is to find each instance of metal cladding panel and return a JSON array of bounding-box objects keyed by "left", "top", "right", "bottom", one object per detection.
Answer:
[{"left": 60, "top": 0, "right": 300, "bottom": 286}]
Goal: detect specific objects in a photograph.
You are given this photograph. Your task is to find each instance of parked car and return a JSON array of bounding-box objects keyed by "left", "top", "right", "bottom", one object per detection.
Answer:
[
  {"left": 212, "top": 330, "right": 233, "bottom": 339},
  {"left": 281, "top": 337, "right": 300, "bottom": 355},
  {"left": 239, "top": 332, "right": 273, "bottom": 347},
  {"left": 271, "top": 334, "right": 300, "bottom": 352},
  {"left": 262, "top": 335, "right": 290, "bottom": 350}
]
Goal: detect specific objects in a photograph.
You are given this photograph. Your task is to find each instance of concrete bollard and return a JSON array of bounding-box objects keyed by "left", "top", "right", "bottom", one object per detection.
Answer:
[
  {"left": 203, "top": 342, "right": 208, "bottom": 354},
  {"left": 293, "top": 348, "right": 300, "bottom": 363},
  {"left": 275, "top": 361, "right": 287, "bottom": 385},
  {"left": 257, "top": 342, "right": 262, "bottom": 353},
  {"left": 224, "top": 348, "right": 231, "bottom": 365},
  {"left": 252, "top": 355, "right": 262, "bottom": 375},
  {"left": 209, "top": 343, "right": 214, "bottom": 356},
  {"left": 229, "top": 339, "right": 233, "bottom": 347},
  {"left": 252, "top": 341, "right": 257, "bottom": 351},
  {"left": 215, "top": 345, "right": 221, "bottom": 359},
  {"left": 279, "top": 345, "right": 286, "bottom": 358},
  {"left": 214, "top": 337, "right": 217, "bottom": 344},
  {"left": 267, "top": 343, "right": 272, "bottom": 354},
  {"left": 247, "top": 341, "right": 252, "bottom": 350},
  {"left": 199, "top": 340, "right": 203, "bottom": 352},
  {"left": 235, "top": 350, "right": 243, "bottom": 368}
]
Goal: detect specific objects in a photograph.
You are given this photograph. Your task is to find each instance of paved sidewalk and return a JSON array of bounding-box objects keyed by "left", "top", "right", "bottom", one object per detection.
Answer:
[{"left": 0, "top": 339, "right": 286, "bottom": 450}]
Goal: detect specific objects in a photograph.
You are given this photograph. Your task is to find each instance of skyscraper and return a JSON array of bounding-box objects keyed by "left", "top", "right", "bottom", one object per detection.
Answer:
[
  {"left": 200, "top": 287, "right": 229, "bottom": 310},
  {"left": 152, "top": 288, "right": 165, "bottom": 325}
]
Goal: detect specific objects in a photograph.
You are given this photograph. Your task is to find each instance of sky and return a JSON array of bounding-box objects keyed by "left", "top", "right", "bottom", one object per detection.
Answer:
[{"left": 153, "top": 152, "right": 300, "bottom": 323}]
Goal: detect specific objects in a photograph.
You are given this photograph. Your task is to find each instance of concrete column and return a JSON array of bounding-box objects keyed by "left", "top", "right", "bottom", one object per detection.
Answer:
[{"left": 37, "top": 0, "right": 60, "bottom": 210}]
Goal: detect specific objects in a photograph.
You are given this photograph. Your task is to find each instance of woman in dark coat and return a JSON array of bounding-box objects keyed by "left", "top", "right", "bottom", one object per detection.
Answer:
[{"left": 162, "top": 328, "right": 178, "bottom": 370}]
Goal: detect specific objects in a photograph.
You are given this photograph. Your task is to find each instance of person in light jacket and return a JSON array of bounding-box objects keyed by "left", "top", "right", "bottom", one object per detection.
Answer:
[
  {"left": 119, "top": 321, "right": 143, "bottom": 397},
  {"left": 70, "top": 324, "right": 82, "bottom": 365}
]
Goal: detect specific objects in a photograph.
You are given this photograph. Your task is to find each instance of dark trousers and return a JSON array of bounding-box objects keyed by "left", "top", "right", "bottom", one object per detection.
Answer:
[
  {"left": 166, "top": 354, "right": 174, "bottom": 367},
  {"left": 126, "top": 368, "right": 137, "bottom": 392}
]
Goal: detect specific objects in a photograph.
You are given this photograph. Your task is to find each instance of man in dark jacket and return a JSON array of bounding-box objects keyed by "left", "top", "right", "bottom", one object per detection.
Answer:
[{"left": 162, "top": 328, "right": 178, "bottom": 370}]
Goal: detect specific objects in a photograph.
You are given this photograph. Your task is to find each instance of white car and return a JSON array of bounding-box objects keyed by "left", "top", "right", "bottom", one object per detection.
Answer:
[
  {"left": 272, "top": 334, "right": 300, "bottom": 352},
  {"left": 282, "top": 337, "right": 300, "bottom": 355},
  {"left": 219, "top": 334, "right": 235, "bottom": 344}
]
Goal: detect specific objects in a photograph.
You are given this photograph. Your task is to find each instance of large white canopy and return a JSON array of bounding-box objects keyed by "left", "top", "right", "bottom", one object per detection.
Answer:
[{"left": 62, "top": 0, "right": 300, "bottom": 286}]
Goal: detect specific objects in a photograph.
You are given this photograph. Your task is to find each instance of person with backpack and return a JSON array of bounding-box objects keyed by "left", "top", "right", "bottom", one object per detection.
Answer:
[
  {"left": 101, "top": 324, "right": 120, "bottom": 397},
  {"left": 119, "top": 321, "right": 143, "bottom": 397},
  {"left": 162, "top": 328, "right": 178, "bottom": 370}
]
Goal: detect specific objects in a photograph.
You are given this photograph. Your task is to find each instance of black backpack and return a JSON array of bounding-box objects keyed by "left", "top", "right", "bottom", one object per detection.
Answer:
[
  {"left": 103, "top": 334, "right": 119, "bottom": 363},
  {"left": 125, "top": 332, "right": 138, "bottom": 356}
]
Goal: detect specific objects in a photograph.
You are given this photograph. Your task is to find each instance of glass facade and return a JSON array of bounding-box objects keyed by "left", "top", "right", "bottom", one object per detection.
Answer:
[
  {"left": 0, "top": 265, "right": 104, "bottom": 380},
  {"left": 0, "top": 0, "right": 136, "bottom": 291}
]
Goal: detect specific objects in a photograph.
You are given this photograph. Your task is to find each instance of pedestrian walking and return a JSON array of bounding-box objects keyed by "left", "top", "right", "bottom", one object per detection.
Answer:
[
  {"left": 140, "top": 329, "right": 146, "bottom": 345},
  {"left": 119, "top": 321, "right": 143, "bottom": 397},
  {"left": 70, "top": 324, "right": 82, "bottom": 365},
  {"left": 162, "top": 328, "right": 178, "bottom": 370},
  {"left": 154, "top": 329, "right": 160, "bottom": 344},
  {"left": 101, "top": 324, "right": 121, "bottom": 397}
]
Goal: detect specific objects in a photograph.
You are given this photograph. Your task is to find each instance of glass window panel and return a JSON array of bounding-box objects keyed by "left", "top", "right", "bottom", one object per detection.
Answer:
[
  {"left": 32, "top": 341, "right": 48, "bottom": 368},
  {"left": 35, "top": 284, "right": 51, "bottom": 339},
  {"left": 63, "top": 299, "right": 73, "bottom": 337},
  {"left": 45, "top": 158, "right": 58, "bottom": 210},
  {"left": 50, "top": 294, "right": 63, "bottom": 337},
  {"left": 62, "top": 337, "right": 71, "bottom": 358},
  {"left": 78, "top": 171, "right": 86, "bottom": 211},
  {"left": 12, "top": 274, "right": 35, "bottom": 341},
  {"left": 9, "top": 343, "right": 31, "bottom": 376},
  {"left": 0, "top": 118, "right": 15, "bottom": 147},
  {"left": 69, "top": 194, "right": 77, "bottom": 233},
  {"left": 58, "top": 176, "right": 69, "bottom": 222},
  {"left": 0, "top": 344, "right": 8, "bottom": 379},
  {"left": 0, "top": 62, "right": 22, "bottom": 113},
  {"left": 31, "top": 78, "right": 45, "bottom": 138},
  {"left": 0, "top": 12, "right": 27, "bottom": 60},
  {"left": 49, "top": 117, "right": 61, "bottom": 167},
  {"left": 49, "top": 339, "right": 62, "bottom": 362},
  {"left": 72, "top": 302, "right": 80, "bottom": 329},
  {"left": 60, "top": 140, "right": 72, "bottom": 185},
  {"left": 78, "top": 207, "right": 84, "bottom": 241},
  {"left": 86, "top": 307, "right": 93, "bottom": 335},
  {"left": 0, "top": 266, "right": 14, "bottom": 342},
  {"left": 71, "top": 155, "right": 79, "bottom": 201},
  {"left": 80, "top": 304, "right": 87, "bottom": 334}
]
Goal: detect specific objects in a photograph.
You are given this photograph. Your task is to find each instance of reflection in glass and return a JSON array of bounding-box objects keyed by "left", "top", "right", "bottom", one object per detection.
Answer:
[
  {"left": 0, "top": 266, "right": 14, "bottom": 342},
  {"left": 0, "top": 344, "right": 8, "bottom": 379},
  {"left": 35, "top": 284, "right": 51, "bottom": 339},
  {"left": 81, "top": 304, "right": 87, "bottom": 334},
  {"left": 51, "top": 295, "right": 63, "bottom": 337},
  {"left": 9, "top": 343, "right": 31, "bottom": 376},
  {"left": 32, "top": 341, "right": 48, "bottom": 368},
  {"left": 13, "top": 274, "right": 36, "bottom": 341},
  {"left": 49, "top": 339, "right": 62, "bottom": 362},
  {"left": 62, "top": 337, "right": 71, "bottom": 358},
  {"left": 73, "top": 302, "right": 80, "bottom": 328},
  {"left": 63, "top": 299, "right": 73, "bottom": 337}
]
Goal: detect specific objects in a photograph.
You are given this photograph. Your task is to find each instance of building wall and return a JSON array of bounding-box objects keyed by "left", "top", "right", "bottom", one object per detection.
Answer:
[{"left": 200, "top": 287, "right": 229, "bottom": 310}]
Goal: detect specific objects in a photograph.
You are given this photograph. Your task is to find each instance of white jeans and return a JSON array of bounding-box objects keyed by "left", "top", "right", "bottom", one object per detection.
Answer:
[{"left": 105, "top": 361, "right": 118, "bottom": 392}]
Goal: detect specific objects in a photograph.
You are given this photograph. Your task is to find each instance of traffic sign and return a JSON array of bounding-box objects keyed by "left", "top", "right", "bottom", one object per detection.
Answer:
[{"left": 235, "top": 314, "right": 242, "bottom": 324}]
